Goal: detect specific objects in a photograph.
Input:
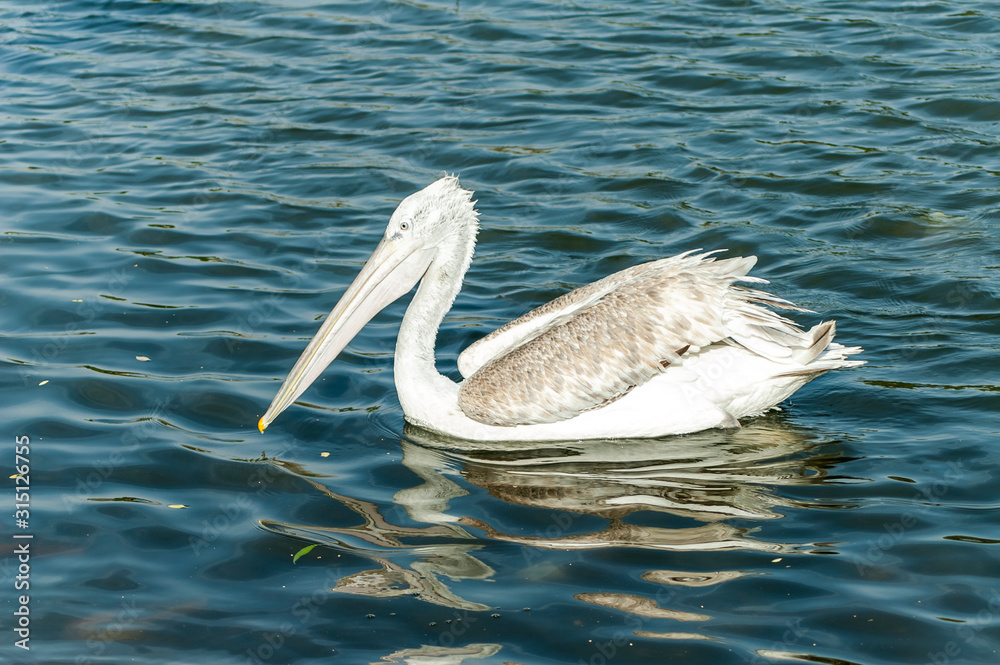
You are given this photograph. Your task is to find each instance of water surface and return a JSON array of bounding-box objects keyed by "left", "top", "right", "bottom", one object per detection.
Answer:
[{"left": 2, "top": 1, "right": 999, "bottom": 664}]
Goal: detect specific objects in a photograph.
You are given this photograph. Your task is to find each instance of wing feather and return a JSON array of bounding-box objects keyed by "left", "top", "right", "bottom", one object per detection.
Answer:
[
  {"left": 457, "top": 252, "right": 710, "bottom": 378},
  {"left": 457, "top": 252, "right": 756, "bottom": 426}
]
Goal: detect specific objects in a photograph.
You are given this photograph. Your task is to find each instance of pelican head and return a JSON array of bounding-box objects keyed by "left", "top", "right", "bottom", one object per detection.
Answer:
[{"left": 258, "top": 176, "right": 478, "bottom": 432}]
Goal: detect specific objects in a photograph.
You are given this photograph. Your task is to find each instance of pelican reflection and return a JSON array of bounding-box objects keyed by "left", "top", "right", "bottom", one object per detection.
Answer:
[{"left": 262, "top": 416, "right": 852, "bottom": 622}]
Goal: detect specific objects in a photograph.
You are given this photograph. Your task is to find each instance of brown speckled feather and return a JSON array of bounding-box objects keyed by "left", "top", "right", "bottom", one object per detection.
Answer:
[{"left": 457, "top": 251, "right": 782, "bottom": 426}]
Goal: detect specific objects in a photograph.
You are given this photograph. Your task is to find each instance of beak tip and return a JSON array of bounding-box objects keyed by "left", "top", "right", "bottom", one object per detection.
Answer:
[{"left": 257, "top": 417, "right": 268, "bottom": 434}]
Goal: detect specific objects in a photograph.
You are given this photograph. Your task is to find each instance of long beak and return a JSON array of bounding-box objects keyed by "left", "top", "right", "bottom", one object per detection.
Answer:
[{"left": 258, "top": 237, "right": 434, "bottom": 432}]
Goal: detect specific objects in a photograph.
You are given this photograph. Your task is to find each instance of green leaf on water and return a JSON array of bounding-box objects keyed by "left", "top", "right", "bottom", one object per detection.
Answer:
[{"left": 292, "top": 544, "right": 317, "bottom": 564}]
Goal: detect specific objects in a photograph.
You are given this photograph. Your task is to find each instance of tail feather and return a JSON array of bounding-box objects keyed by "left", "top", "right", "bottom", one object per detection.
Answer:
[
  {"left": 793, "top": 320, "right": 836, "bottom": 365},
  {"left": 777, "top": 331, "right": 865, "bottom": 379},
  {"left": 726, "top": 299, "right": 864, "bottom": 371},
  {"left": 722, "top": 271, "right": 863, "bottom": 378}
]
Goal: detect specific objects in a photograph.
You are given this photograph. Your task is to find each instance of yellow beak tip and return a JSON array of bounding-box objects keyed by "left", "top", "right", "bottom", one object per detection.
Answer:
[{"left": 257, "top": 417, "right": 267, "bottom": 434}]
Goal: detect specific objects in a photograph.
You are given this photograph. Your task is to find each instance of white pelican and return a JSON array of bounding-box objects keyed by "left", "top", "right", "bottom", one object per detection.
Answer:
[{"left": 258, "top": 176, "right": 862, "bottom": 441}]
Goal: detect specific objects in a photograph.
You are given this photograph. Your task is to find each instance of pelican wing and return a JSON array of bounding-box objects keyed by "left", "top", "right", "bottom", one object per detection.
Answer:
[
  {"left": 458, "top": 251, "right": 807, "bottom": 427},
  {"left": 458, "top": 262, "right": 664, "bottom": 379}
]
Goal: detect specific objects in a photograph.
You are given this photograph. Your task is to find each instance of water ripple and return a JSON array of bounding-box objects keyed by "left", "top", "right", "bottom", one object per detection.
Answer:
[{"left": 3, "top": 1, "right": 999, "bottom": 663}]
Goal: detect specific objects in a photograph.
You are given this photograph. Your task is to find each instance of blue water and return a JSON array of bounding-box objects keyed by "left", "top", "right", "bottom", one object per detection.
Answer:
[{"left": 2, "top": 1, "right": 999, "bottom": 663}]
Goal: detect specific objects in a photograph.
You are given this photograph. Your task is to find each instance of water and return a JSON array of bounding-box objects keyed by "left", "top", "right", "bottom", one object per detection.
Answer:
[{"left": 2, "top": 1, "right": 999, "bottom": 663}]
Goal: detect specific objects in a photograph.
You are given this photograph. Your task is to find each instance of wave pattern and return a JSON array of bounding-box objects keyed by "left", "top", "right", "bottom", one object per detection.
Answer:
[{"left": 2, "top": 1, "right": 999, "bottom": 663}]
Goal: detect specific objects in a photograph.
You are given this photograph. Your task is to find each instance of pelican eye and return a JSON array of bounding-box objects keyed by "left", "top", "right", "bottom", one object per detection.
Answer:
[{"left": 399, "top": 220, "right": 411, "bottom": 231}]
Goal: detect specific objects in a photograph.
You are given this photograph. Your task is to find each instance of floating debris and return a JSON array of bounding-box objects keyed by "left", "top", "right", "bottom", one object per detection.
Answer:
[{"left": 293, "top": 544, "right": 318, "bottom": 564}]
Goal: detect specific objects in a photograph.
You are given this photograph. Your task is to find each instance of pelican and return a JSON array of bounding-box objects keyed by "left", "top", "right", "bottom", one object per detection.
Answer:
[{"left": 258, "top": 176, "right": 862, "bottom": 441}]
